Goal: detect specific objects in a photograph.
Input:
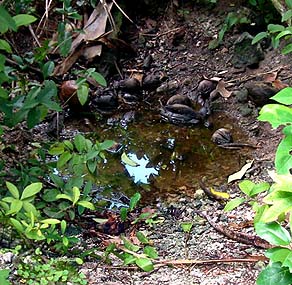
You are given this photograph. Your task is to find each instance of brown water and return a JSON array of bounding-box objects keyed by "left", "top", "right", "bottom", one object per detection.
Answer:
[{"left": 67, "top": 109, "right": 252, "bottom": 206}]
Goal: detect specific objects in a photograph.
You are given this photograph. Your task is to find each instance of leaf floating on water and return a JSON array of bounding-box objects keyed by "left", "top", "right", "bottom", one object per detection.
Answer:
[
  {"left": 228, "top": 160, "right": 254, "bottom": 183},
  {"left": 121, "top": 152, "right": 140, "bottom": 167},
  {"left": 210, "top": 187, "right": 230, "bottom": 200}
]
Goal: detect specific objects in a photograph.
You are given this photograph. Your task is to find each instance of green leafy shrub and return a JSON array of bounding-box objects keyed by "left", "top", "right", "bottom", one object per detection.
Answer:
[{"left": 225, "top": 87, "right": 292, "bottom": 284}]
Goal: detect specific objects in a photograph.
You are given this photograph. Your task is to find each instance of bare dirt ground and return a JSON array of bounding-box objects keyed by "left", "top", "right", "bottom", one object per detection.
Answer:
[{"left": 78, "top": 1, "right": 292, "bottom": 285}]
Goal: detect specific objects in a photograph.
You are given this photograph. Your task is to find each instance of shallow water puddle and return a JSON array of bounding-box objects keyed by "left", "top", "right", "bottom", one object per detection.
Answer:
[{"left": 66, "top": 110, "right": 252, "bottom": 206}]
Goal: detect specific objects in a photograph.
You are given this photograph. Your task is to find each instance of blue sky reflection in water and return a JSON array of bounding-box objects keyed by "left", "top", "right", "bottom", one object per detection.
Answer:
[{"left": 124, "top": 152, "right": 159, "bottom": 184}]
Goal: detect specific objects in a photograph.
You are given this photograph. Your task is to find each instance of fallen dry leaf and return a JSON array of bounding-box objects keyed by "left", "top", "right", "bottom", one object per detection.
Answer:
[
  {"left": 216, "top": 80, "right": 232, "bottom": 98},
  {"left": 263, "top": 72, "right": 278, "bottom": 82},
  {"left": 228, "top": 160, "right": 254, "bottom": 183},
  {"left": 54, "top": 1, "right": 113, "bottom": 75}
]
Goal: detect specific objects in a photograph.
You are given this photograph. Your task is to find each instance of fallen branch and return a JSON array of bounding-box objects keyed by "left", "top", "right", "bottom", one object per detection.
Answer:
[
  {"left": 196, "top": 211, "right": 271, "bottom": 249},
  {"left": 96, "top": 255, "right": 266, "bottom": 271}
]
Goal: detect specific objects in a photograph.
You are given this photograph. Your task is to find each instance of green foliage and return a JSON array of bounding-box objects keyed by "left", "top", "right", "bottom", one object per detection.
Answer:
[
  {"left": 258, "top": 87, "right": 292, "bottom": 174},
  {"left": 0, "top": 269, "right": 11, "bottom": 285},
  {"left": 209, "top": 11, "right": 250, "bottom": 49},
  {"left": 105, "top": 232, "right": 158, "bottom": 272},
  {"left": 15, "top": 249, "right": 87, "bottom": 285},
  {"left": 226, "top": 87, "right": 292, "bottom": 284},
  {"left": 252, "top": 1, "right": 292, "bottom": 54}
]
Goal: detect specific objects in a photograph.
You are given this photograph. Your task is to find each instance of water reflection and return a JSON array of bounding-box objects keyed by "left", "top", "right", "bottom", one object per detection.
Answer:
[{"left": 124, "top": 152, "right": 159, "bottom": 184}]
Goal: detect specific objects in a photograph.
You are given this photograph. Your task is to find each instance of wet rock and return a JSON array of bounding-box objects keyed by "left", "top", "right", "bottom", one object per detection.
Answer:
[
  {"left": 156, "top": 79, "right": 179, "bottom": 94},
  {"left": 245, "top": 81, "right": 279, "bottom": 106},
  {"left": 166, "top": 94, "right": 192, "bottom": 107},
  {"left": 117, "top": 78, "right": 141, "bottom": 92},
  {"left": 142, "top": 74, "right": 162, "bottom": 91},
  {"left": 143, "top": 54, "right": 153, "bottom": 70},
  {"left": 211, "top": 128, "right": 233, "bottom": 145},
  {"left": 121, "top": 93, "right": 140, "bottom": 104},
  {"left": 232, "top": 32, "right": 264, "bottom": 69},
  {"left": 91, "top": 89, "right": 118, "bottom": 113},
  {"left": 197, "top": 79, "right": 217, "bottom": 101},
  {"left": 161, "top": 104, "right": 203, "bottom": 125}
]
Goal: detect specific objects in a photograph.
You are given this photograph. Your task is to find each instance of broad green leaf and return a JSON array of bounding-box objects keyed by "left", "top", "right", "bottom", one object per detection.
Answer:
[
  {"left": 120, "top": 207, "right": 128, "bottom": 221},
  {"left": 250, "top": 182, "right": 270, "bottom": 196},
  {"left": 276, "top": 30, "right": 292, "bottom": 40},
  {"left": 0, "top": 39, "right": 11, "bottom": 53},
  {"left": 9, "top": 199, "right": 23, "bottom": 214},
  {"left": 282, "top": 43, "right": 292, "bottom": 55},
  {"left": 58, "top": 22, "right": 72, "bottom": 57},
  {"left": 41, "top": 61, "right": 55, "bottom": 79},
  {"left": 181, "top": 222, "right": 193, "bottom": 233},
  {"left": 37, "top": 80, "right": 61, "bottom": 111},
  {"left": 286, "top": 0, "right": 292, "bottom": 9},
  {"left": 257, "top": 262, "right": 292, "bottom": 285},
  {"left": 0, "top": 6, "right": 17, "bottom": 33},
  {"left": 123, "top": 255, "right": 136, "bottom": 265},
  {"left": 77, "top": 84, "right": 89, "bottom": 106},
  {"left": 239, "top": 180, "right": 255, "bottom": 194},
  {"left": 258, "top": 104, "right": 292, "bottom": 129},
  {"left": 40, "top": 218, "right": 61, "bottom": 225},
  {"left": 0, "top": 269, "right": 10, "bottom": 285},
  {"left": 61, "top": 220, "right": 67, "bottom": 234},
  {"left": 27, "top": 106, "right": 42, "bottom": 129},
  {"left": 224, "top": 197, "right": 246, "bottom": 211},
  {"left": 87, "top": 159, "right": 97, "bottom": 173},
  {"left": 135, "top": 258, "right": 154, "bottom": 272},
  {"left": 57, "top": 151, "right": 72, "bottom": 168},
  {"left": 56, "top": 193, "right": 72, "bottom": 202},
  {"left": 49, "top": 144, "right": 65, "bottom": 155},
  {"left": 255, "top": 222, "right": 291, "bottom": 246},
  {"left": 282, "top": 10, "right": 292, "bottom": 22},
  {"left": 75, "top": 258, "right": 83, "bottom": 265},
  {"left": 252, "top": 32, "right": 268, "bottom": 44},
  {"left": 13, "top": 14, "right": 37, "bottom": 27},
  {"left": 21, "top": 182, "right": 42, "bottom": 200},
  {"left": 74, "top": 134, "right": 86, "bottom": 152},
  {"left": 136, "top": 231, "right": 149, "bottom": 244},
  {"left": 77, "top": 200, "right": 95, "bottom": 210},
  {"left": 261, "top": 191, "right": 292, "bottom": 222},
  {"left": 129, "top": 192, "right": 141, "bottom": 211},
  {"left": 121, "top": 152, "right": 139, "bottom": 167},
  {"left": 22, "top": 201, "right": 38, "bottom": 216},
  {"left": 72, "top": 186, "right": 80, "bottom": 205},
  {"left": 63, "top": 140, "right": 74, "bottom": 150},
  {"left": 99, "top": 140, "right": 115, "bottom": 150},
  {"left": 266, "top": 247, "right": 292, "bottom": 268},
  {"left": 121, "top": 236, "right": 140, "bottom": 252},
  {"left": 90, "top": 72, "right": 107, "bottom": 87},
  {"left": 268, "top": 24, "right": 285, "bottom": 33},
  {"left": 143, "top": 246, "right": 158, "bottom": 259},
  {"left": 271, "top": 88, "right": 292, "bottom": 105},
  {"left": 275, "top": 135, "right": 292, "bottom": 174},
  {"left": 10, "top": 217, "right": 24, "bottom": 232},
  {"left": 6, "top": 181, "right": 19, "bottom": 199}
]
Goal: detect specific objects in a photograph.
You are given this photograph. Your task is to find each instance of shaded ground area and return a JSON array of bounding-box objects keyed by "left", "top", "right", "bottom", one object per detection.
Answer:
[{"left": 76, "top": 1, "right": 291, "bottom": 284}]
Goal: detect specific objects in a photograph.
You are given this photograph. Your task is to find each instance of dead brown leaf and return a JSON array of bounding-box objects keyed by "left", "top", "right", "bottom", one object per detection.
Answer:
[{"left": 216, "top": 80, "right": 232, "bottom": 98}]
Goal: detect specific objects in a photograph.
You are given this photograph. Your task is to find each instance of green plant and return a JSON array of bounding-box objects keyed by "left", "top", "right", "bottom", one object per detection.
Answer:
[
  {"left": 104, "top": 231, "right": 158, "bottom": 272},
  {"left": 252, "top": 0, "right": 292, "bottom": 54},
  {"left": 209, "top": 11, "right": 250, "bottom": 49},
  {"left": 16, "top": 248, "right": 87, "bottom": 285},
  {"left": 225, "top": 87, "right": 292, "bottom": 284},
  {"left": 0, "top": 269, "right": 10, "bottom": 285}
]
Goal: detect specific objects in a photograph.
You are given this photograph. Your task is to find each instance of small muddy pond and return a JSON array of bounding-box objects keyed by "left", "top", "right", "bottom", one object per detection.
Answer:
[{"left": 65, "top": 108, "right": 252, "bottom": 207}]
